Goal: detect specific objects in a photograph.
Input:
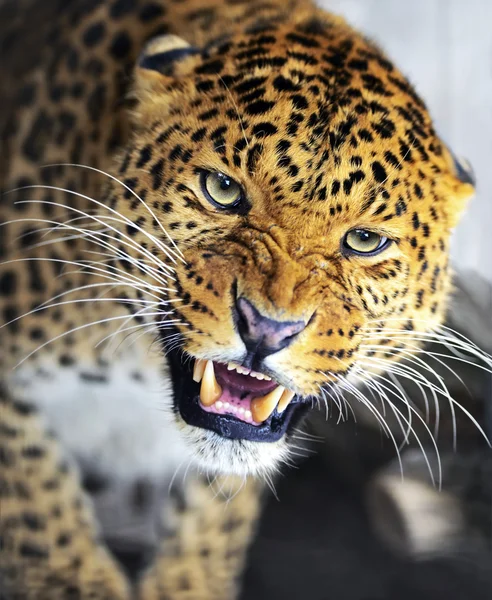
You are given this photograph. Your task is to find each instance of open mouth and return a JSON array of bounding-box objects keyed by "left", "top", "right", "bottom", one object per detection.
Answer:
[{"left": 166, "top": 351, "right": 307, "bottom": 442}]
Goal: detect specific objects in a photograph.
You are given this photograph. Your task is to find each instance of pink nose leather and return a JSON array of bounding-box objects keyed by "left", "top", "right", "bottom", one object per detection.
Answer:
[{"left": 235, "top": 297, "right": 306, "bottom": 357}]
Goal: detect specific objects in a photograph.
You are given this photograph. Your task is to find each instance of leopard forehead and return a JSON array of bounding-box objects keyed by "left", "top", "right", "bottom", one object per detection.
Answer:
[{"left": 126, "top": 16, "right": 461, "bottom": 232}]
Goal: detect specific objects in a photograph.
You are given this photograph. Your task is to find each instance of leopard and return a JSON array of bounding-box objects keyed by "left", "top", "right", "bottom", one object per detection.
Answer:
[{"left": 0, "top": 0, "right": 482, "bottom": 598}]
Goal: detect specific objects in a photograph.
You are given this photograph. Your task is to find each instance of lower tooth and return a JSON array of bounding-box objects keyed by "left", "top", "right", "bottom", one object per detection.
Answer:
[
  {"left": 277, "top": 390, "right": 296, "bottom": 413},
  {"left": 251, "top": 386, "right": 285, "bottom": 423}
]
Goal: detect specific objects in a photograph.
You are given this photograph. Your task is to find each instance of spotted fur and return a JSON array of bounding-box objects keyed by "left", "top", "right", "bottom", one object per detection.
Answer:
[{"left": 0, "top": 0, "right": 478, "bottom": 597}]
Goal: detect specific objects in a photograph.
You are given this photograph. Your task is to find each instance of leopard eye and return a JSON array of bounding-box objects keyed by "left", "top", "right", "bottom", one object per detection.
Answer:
[
  {"left": 200, "top": 171, "right": 244, "bottom": 208},
  {"left": 343, "top": 229, "right": 390, "bottom": 255}
]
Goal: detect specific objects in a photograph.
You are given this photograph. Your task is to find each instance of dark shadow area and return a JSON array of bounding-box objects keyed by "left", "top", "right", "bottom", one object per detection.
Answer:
[{"left": 241, "top": 451, "right": 492, "bottom": 600}]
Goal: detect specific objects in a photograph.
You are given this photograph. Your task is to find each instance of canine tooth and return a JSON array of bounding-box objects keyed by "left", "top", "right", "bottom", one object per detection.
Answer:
[
  {"left": 263, "top": 375, "right": 272, "bottom": 381},
  {"left": 251, "top": 386, "right": 285, "bottom": 423},
  {"left": 227, "top": 363, "right": 236, "bottom": 371},
  {"left": 245, "top": 410, "right": 252, "bottom": 420},
  {"left": 200, "top": 360, "right": 222, "bottom": 407},
  {"left": 193, "top": 359, "right": 207, "bottom": 383},
  {"left": 277, "top": 389, "right": 296, "bottom": 413}
]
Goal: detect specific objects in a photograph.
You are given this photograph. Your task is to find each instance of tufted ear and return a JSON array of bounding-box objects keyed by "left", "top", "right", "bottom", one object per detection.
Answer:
[
  {"left": 442, "top": 145, "right": 476, "bottom": 229},
  {"left": 133, "top": 35, "right": 201, "bottom": 114}
]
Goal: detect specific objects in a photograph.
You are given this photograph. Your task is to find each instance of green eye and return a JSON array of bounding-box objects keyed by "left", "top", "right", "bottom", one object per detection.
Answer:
[
  {"left": 200, "top": 171, "right": 243, "bottom": 208},
  {"left": 343, "top": 229, "right": 389, "bottom": 255}
]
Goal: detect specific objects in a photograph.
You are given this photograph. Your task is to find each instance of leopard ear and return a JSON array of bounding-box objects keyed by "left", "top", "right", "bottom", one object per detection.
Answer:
[
  {"left": 450, "top": 151, "right": 476, "bottom": 187},
  {"left": 134, "top": 35, "right": 201, "bottom": 109},
  {"left": 442, "top": 145, "right": 476, "bottom": 228},
  {"left": 138, "top": 35, "right": 200, "bottom": 77}
]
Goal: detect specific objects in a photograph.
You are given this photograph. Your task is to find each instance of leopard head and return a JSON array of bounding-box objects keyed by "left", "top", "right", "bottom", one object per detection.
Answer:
[{"left": 108, "top": 17, "right": 474, "bottom": 476}]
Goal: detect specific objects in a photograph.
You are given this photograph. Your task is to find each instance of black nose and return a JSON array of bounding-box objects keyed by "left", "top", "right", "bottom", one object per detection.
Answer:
[{"left": 234, "top": 297, "right": 306, "bottom": 358}]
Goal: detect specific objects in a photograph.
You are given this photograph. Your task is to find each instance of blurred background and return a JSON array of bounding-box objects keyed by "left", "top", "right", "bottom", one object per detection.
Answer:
[{"left": 325, "top": 0, "right": 492, "bottom": 285}]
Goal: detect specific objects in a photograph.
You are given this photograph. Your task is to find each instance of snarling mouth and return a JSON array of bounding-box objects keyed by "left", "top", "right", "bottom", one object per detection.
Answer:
[
  {"left": 194, "top": 359, "right": 296, "bottom": 423},
  {"left": 166, "top": 351, "right": 307, "bottom": 442}
]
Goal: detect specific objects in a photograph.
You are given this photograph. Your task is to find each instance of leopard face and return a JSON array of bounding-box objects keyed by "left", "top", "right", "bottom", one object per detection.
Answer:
[{"left": 108, "top": 18, "right": 474, "bottom": 476}]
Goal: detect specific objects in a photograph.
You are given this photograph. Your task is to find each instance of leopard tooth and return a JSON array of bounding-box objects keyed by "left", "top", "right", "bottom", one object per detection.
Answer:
[
  {"left": 200, "top": 360, "right": 222, "bottom": 407},
  {"left": 193, "top": 359, "right": 207, "bottom": 383},
  {"left": 277, "top": 389, "right": 296, "bottom": 413},
  {"left": 251, "top": 386, "right": 285, "bottom": 423}
]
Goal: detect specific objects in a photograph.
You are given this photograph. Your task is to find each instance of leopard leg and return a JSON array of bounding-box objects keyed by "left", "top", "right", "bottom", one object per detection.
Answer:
[
  {"left": 138, "top": 475, "right": 262, "bottom": 600},
  {"left": 0, "top": 385, "right": 131, "bottom": 600}
]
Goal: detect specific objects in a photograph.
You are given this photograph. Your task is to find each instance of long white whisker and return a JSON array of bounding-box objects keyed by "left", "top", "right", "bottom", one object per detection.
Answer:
[
  {"left": 332, "top": 373, "right": 404, "bottom": 478},
  {"left": 41, "top": 163, "right": 185, "bottom": 263},
  {"left": 360, "top": 355, "right": 490, "bottom": 448},
  {"left": 361, "top": 341, "right": 473, "bottom": 440},
  {"left": 2, "top": 215, "right": 175, "bottom": 293},
  {"left": 364, "top": 329, "right": 492, "bottom": 367},
  {"left": 7, "top": 200, "right": 176, "bottom": 281},
  {"left": 15, "top": 310, "right": 165, "bottom": 368},
  {"left": 1, "top": 255, "right": 170, "bottom": 308},
  {"left": 355, "top": 366, "right": 443, "bottom": 487}
]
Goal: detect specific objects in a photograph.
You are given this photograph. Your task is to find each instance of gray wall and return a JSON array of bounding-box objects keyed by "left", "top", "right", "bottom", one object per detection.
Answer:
[{"left": 321, "top": 0, "right": 492, "bottom": 283}]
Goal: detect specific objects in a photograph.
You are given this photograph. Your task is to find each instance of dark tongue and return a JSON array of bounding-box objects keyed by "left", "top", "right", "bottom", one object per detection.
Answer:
[{"left": 214, "top": 362, "right": 277, "bottom": 395}]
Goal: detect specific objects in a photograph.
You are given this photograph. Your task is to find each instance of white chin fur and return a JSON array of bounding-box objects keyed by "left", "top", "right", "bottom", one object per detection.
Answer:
[{"left": 176, "top": 416, "right": 291, "bottom": 477}]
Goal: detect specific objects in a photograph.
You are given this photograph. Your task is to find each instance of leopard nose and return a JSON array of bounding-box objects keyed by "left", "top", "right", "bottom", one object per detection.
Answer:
[{"left": 234, "top": 297, "right": 306, "bottom": 357}]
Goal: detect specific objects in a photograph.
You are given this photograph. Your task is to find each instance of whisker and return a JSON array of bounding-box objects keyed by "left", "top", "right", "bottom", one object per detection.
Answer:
[
  {"left": 262, "top": 470, "right": 279, "bottom": 501},
  {"left": 14, "top": 309, "right": 165, "bottom": 368},
  {"left": 364, "top": 318, "right": 492, "bottom": 365},
  {"left": 2, "top": 215, "right": 175, "bottom": 294},
  {"left": 331, "top": 372, "right": 405, "bottom": 478},
  {"left": 359, "top": 354, "right": 490, "bottom": 447},
  {"left": 7, "top": 199, "right": 177, "bottom": 280},
  {"left": 218, "top": 76, "right": 250, "bottom": 150},
  {"left": 361, "top": 340, "right": 481, "bottom": 440},
  {"left": 101, "top": 316, "right": 179, "bottom": 356},
  {"left": 40, "top": 163, "right": 185, "bottom": 263},
  {"left": 1, "top": 255, "right": 171, "bottom": 313},
  {"left": 355, "top": 365, "right": 444, "bottom": 487}
]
